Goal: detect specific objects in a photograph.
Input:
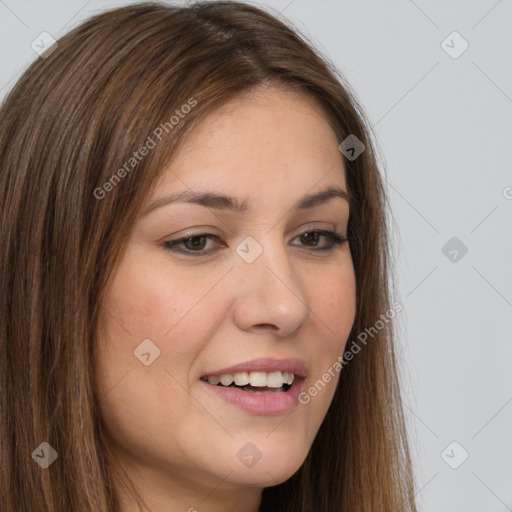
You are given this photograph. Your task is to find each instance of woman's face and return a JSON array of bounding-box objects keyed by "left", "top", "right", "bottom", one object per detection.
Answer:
[{"left": 96, "top": 84, "right": 356, "bottom": 510}]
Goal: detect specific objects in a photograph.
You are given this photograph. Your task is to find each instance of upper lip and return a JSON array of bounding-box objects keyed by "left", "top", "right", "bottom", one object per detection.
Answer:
[{"left": 200, "top": 357, "right": 307, "bottom": 379}]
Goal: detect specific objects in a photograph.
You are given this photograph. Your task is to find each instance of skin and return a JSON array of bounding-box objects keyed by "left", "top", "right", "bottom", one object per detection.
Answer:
[{"left": 95, "top": 83, "right": 357, "bottom": 512}]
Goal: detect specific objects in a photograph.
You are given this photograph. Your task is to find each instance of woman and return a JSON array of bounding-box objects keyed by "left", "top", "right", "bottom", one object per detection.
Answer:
[{"left": 0, "top": 2, "right": 418, "bottom": 511}]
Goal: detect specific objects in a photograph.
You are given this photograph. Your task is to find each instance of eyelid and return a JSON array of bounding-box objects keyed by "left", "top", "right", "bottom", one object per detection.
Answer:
[
  {"left": 293, "top": 221, "right": 337, "bottom": 234},
  {"left": 164, "top": 221, "right": 339, "bottom": 243},
  {"left": 162, "top": 222, "right": 348, "bottom": 257}
]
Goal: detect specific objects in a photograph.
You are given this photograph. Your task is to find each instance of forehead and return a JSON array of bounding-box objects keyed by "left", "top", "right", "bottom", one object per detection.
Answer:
[
  {"left": 184, "top": 85, "right": 338, "bottom": 153},
  {"left": 155, "top": 85, "right": 346, "bottom": 196}
]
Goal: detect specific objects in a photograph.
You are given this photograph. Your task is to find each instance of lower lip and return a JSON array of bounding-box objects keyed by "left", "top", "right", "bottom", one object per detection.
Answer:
[{"left": 199, "top": 377, "right": 306, "bottom": 415}]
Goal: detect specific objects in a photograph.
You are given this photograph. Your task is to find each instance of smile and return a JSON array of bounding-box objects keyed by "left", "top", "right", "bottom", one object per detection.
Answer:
[
  {"left": 199, "top": 358, "right": 307, "bottom": 415},
  {"left": 201, "top": 370, "right": 295, "bottom": 392}
]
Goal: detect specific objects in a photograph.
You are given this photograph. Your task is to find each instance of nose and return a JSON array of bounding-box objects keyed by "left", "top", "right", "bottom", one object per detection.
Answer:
[{"left": 230, "top": 235, "right": 311, "bottom": 337}]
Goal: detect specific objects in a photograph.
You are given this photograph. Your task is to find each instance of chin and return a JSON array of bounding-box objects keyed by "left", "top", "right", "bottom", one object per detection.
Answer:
[
  {"left": 213, "top": 437, "right": 309, "bottom": 487},
  {"left": 228, "top": 462, "right": 302, "bottom": 487}
]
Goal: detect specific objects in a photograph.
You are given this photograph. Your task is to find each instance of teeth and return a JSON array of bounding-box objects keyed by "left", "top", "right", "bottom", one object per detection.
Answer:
[
  {"left": 282, "top": 371, "right": 294, "bottom": 385},
  {"left": 206, "top": 370, "right": 295, "bottom": 388},
  {"left": 220, "top": 374, "right": 234, "bottom": 386},
  {"left": 233, "top": 372, "right": 250, "bottom": 386},
  {"left": 208, "top": 375, "right": 221, "bottom": 385},
  {"left": 267, "top": 371, "right": 285, "bottom": 387},
  {"left": 249, "top": 371, "right": 267, "bottom": 387}
]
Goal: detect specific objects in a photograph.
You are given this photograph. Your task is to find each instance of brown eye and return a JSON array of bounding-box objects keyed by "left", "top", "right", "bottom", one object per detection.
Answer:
[
  {"left": 292, "top": 230, "right": 347, "bottom": 250},
  {"left": 164, "top": 234, "right": 221, "bottom": 255},
  {"left": 163, "top": 230, "right": 347, "bottom": 257}
]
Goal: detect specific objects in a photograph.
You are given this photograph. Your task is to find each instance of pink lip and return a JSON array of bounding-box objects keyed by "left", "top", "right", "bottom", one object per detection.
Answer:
[
  {"left": 199, "top": 374, "right": 306, "bottom": 415},
  {"left": 200, "top": 357, "right": 307, "bottom": 379},
  {"left": 199, "top": 357, "right": 307, "bottom": 415}
]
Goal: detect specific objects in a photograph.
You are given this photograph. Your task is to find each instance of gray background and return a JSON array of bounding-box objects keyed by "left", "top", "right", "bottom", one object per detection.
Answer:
[{"left": 1, "top": 0, "right": 511, "bottom": 510}]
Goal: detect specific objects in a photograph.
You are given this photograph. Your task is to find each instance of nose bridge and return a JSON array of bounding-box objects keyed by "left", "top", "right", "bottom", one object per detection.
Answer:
[{"left": 231, "top": 232, "right": 310, "bottom": 334}]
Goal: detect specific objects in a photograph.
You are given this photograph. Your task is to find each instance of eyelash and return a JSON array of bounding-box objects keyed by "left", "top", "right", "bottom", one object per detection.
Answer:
[{"left": 163, "top": 229, "right": 348, "bottom": 256}]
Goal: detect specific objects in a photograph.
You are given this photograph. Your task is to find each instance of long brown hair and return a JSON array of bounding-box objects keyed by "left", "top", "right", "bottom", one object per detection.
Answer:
[{"left": 0, "top": 2, "right": 417, "bottom": 510}]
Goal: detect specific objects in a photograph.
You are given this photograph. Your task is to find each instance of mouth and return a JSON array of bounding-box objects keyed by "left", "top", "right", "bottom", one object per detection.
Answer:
[
  {"left": 199, "top": 358, "right": 307, "bottom": 415},
  {"left": 200, "top": 370, "right": 296, "bottom": 394}
]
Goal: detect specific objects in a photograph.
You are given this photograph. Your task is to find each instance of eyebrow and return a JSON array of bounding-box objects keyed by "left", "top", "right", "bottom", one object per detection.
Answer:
[{"left": 141, "top": 185, "right": 350, "bottom": 217}]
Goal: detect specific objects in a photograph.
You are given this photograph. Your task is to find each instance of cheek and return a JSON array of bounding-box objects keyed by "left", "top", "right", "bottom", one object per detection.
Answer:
[
  {"left": 104, "top": 252, "right": 222, "bottom": 342},
  {"left": 300, "top": 264, "right": 355, "bottom": 420},
  {"left": 93, "top": 261, "right": 219, "bottom": 459},
  {"left": 95, "top": 251, "right": 230, "bottom": 404},
  {"left": 313, "top": 263, "right": 357, "bottom": 349}
]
